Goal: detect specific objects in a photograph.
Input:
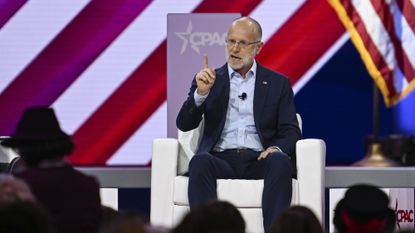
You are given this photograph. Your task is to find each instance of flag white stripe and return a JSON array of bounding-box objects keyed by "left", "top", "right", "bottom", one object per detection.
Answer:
[
  {"left": 389, "top": 0, "right": 415, "bottom": 71},
  {"left": 393, "top": 68, "right": 409, "bottom": 92},
  {"left": 352, "top": 0, "right": 395, "bottom": 70},
  {"left": 390, "top": 0, "right": 411, "bottom": 92},
  {"left": 352, "top": 0, "right": 406, "bottom": 92},
  {"left": 0, "top": 0, "right": 90, "bottom": 94},
  {"left": 54, "top": 0, "right": 202, "bottom": 134},
  {"left": 249, "top": 0, "right": 305, "bottom": 42}
]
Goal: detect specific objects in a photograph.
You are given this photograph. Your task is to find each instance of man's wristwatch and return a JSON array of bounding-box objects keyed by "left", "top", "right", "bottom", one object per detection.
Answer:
[{"left": 267, "top": 146, "right": 282, "bottom": 153}]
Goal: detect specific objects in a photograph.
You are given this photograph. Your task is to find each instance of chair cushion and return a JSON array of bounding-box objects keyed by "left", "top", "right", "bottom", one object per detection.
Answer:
[{"left": 173, "top": 176, "right": 298, "bottom": 207}]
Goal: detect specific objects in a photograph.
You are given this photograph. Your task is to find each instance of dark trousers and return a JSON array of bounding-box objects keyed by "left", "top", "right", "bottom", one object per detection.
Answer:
[{"left": 188, "top": 150, "right": 292, "bottom": 233}]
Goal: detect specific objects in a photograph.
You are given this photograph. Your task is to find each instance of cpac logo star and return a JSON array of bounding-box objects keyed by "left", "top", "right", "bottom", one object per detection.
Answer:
[{"left": 175, "top": 20, "right": 226, "bottom": 55}]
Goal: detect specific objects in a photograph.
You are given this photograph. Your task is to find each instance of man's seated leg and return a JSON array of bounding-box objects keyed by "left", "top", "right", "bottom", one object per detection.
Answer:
[
  {"left": 187, "top": 152, "right": 235, "bottom": 208},
  {"left": 243, "top": 152, "right": 292, "bottom": 233},
  {"left": 262, "top": 152, "right": 292, "bottom": 232}
]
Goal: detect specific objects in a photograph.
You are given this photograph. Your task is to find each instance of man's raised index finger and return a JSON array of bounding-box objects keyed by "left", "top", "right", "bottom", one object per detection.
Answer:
[{"left": 203, "top": 54, "right": 208, "bottom": 69}]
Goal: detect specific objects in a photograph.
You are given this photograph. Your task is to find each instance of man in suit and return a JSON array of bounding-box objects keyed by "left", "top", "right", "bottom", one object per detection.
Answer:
[{"left": 176, "top": 17, "right": 301, "bottom": 233}]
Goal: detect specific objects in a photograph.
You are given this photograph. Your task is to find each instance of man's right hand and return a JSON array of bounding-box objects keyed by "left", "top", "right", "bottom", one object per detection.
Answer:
[{"left": 196, "top": 54, "right": 216, "bottom": 96}]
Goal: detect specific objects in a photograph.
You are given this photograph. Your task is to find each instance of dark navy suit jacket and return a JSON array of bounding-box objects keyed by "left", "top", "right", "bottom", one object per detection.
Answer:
[{"left": 177, "top": 63, "right": 301, "bottom": 175}]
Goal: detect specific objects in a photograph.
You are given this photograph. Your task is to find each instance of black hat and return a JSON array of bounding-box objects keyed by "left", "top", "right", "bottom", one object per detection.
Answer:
[
  {"left": 1, "top": 107, "right": 71, "bottom": 148},
  {"left": 334, "top": 184, "right": 395, "bottom": 233},
  {"left": 342, "top": 184, "right": 390, "bottom": 215}
]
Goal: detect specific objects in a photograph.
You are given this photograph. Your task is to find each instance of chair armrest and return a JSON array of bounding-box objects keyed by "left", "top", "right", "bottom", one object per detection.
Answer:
[
  {"left": 0, "top": 145, "right": 19, "bottom": 163},
  {"left": 296, "top": 138, "right": 326, "bottom": 223},
  {"left": 151, "top": 138, "right": 180, "bottom": 227}
]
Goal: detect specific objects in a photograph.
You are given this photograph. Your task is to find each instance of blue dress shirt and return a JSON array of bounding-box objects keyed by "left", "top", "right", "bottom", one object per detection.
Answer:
[{"left": 194, "top": 61, "right": 263, "bottom": 152}]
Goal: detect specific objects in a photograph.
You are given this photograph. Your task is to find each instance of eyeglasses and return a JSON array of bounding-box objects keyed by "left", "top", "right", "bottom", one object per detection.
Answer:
[{"left": 225, "top": 38, "right": 261, "bottom": 48}]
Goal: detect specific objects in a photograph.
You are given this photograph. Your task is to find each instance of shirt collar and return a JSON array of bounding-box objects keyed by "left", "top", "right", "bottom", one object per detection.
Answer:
[{"left": 228, "top": 60, "right": 257, "bottom": 79}]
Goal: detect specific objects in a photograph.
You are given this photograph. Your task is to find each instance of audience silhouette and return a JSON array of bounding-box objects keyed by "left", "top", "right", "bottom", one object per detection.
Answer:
[
  {"left": 333, "top": 184, "right": 395, "bottom": 233},
  {"left": 0, "top": 174, "right": 35, "bottom": 203},
  {"left": 173, "top": 201, "right": 245, "bottom": 233},
  {"left": 0, "top": 174, "right": 51, "bottom": 233},
  {"left": 271, "top": 205, "right": 323, "bottom": 233},
  {"left": 1, "top": 107, "right": 102, "bottom": 233}
]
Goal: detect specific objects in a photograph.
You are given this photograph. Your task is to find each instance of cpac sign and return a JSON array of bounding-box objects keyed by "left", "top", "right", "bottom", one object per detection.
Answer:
[
  {"left": 395, "top": 199, "right": 414, "bottom": 229},
  {"left": 175, "top": 20, "right": 226, "bottom": 55}
]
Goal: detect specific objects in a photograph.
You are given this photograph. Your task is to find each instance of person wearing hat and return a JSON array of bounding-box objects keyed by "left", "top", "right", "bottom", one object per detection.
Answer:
[
  {"left": 333, "top": 184, "right": 396, "bottom": 233},
  {"left": 1, "top": 106, "right": 101, "bottom": 233}
]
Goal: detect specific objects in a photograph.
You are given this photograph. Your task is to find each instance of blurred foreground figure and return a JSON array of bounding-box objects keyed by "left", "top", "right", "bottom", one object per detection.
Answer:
[
  {"left": 271, "top": 205, "right": 323, "bottom": 233},
  {"left": 0, "top": 174, "right": 35, "bottom": 203},
  {"left": 0, "top": 174, "right": 51, "bottom": 233},
  {"left": 173, "top": 201, "right": 245, "bottom": 233},
  {"left": 1, "top": 107, "right": 102, "bottom": 233},
  {"left": 334, "top": 184, "right": 395, "bottom": 233}
]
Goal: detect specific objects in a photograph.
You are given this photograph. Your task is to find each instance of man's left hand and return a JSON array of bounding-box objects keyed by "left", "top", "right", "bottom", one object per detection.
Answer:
[{"left": 257, "top": 147, "right": 280, "bottom": 160}]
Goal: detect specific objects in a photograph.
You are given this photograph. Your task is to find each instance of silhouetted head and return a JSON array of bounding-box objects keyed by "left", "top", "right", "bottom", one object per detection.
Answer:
[
  {"left": 271, "top": 205, "right": 323, "bottom": 233},
  {"left": 1, "top": 107, "right": 74, "bottom": 167},
  {"left": 0, "top": 201, "right": 51, "bottom": 233},
  {"left": 334, "top": 184, "right": 395, "bottom": 233},
  {"left": 173, "top": 201, "right": 245, "bottom": 233},
  {"left": 0, "top": 174, "right": 35, "bottom": 203}
]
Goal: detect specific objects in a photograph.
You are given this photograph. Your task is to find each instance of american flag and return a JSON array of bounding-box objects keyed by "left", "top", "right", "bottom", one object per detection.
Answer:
[
  {"left": 329, "top": 0, "right": 415, "bottom": 107},
  {"left": 0, "top": 0, "right": 347, "bottom": 165}
]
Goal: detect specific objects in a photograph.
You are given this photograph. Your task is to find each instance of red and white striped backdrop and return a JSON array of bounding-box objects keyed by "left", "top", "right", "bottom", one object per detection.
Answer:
[{"left": 0, "top": 0, "right": 348, "bottom": 165}]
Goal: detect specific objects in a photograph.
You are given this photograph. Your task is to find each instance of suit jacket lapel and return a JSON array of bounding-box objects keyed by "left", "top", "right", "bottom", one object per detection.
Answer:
[
  {"left": 208, "top": 64, "right": 230, "bottom": 133},
  {"left": 254, "top": 64, "right": 270, "bottom": 128},
  {"left": 216, "top": 64, "right": 230, "bottom": 117}
]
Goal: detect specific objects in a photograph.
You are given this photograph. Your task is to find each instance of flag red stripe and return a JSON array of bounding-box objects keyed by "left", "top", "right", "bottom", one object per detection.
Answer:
[
  {"left": 0, "top": 0, "right": 27, "bottom": 29},
  {"left": 396, "top": 0, "right": 415, "bottom": 36},
  {"left": 257, "top": 1, "right": 345, "bottom": 85},
  {"left": 69, "top": 0, "right": 261, "bottom": 164},
  {"left": 0, "top": 0, "right": 152, "bottom": 136},
  {"left": 340, "top": 0, "right": 397, "bottom": 97},
  {"left": 371, "top": 0, "right": 415, "bottom": 82}
]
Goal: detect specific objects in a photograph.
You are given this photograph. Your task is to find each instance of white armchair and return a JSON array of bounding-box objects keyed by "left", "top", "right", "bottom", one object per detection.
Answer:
[{"left": 151, "top": 114, "right": 326, "bottom": 233}]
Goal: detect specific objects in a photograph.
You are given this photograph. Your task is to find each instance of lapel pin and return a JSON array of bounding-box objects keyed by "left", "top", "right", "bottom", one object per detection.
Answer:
[{"left": 262, "top": 81, "right": 268, "bottom": 85}]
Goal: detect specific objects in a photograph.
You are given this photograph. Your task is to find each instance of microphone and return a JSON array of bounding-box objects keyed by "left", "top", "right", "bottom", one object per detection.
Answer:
[{"left": 238, "top": 92, "right": 247, "bottom": 100}]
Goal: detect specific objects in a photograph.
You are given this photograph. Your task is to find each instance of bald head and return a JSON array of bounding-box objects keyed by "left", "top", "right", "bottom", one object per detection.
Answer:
[
  {"left": 230, "top": 17, "right": 262, "bottom": 41},
  {"left": 226, "top": 16, "right": 264, "bottom": 77}
]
